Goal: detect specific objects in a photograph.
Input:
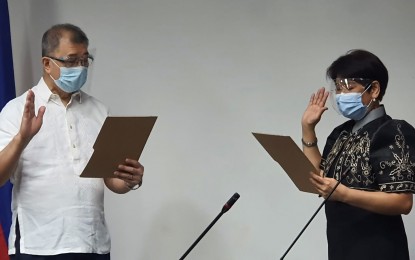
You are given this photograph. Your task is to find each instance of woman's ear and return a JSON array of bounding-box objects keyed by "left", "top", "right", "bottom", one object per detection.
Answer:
[{"left": 370, "top": 81, "right": 381, "bottom": 100}]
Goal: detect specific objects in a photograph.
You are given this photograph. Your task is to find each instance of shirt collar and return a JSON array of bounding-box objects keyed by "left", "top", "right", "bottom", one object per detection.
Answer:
[
  {"left": 352, "top": 105, "right": 386, "bottom": 132},
  {"left": 35, "top": 77, "right": 83, "bottom": 104}
]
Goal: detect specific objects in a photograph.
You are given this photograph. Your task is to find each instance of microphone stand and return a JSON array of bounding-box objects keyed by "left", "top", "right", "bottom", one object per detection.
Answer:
[
  {"left": 179, "top": 211, "right": 224, "bottom": 260},
  {"left": 179, "top": 193, "right": 240, "bottom": 260},
  {"left": 280, "top": 166, "right": 350, "bottom": 260}
]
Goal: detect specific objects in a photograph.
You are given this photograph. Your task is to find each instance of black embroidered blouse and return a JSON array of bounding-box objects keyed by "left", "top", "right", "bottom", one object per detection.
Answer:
[{"left": 320, "top": 112, "right": 415, "bottom": 260}]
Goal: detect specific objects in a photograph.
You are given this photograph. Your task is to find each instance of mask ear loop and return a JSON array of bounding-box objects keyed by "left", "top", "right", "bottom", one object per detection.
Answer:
[
  {"left": 48, "top": 58, "right": 61, "bottom": 81},
  {"left": 366, "top": 98, "right": 374, "bottom": 108},
  {"left": 359, "top": 82, "right": 372, "bottom": 97},
  {"left": 359, "top": 83, "right": 377, "bottom": 109},
  {"left": 365, "top": 93, "right": 380, "bottom": 111}
]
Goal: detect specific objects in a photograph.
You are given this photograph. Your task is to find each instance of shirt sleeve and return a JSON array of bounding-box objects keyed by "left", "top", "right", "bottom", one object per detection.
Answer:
[
  {"left": 0, "top": 100, "right": 21, "bottom": 151},
  {"left": 370, "top": 120, "right": 415, "bottom": 193}
]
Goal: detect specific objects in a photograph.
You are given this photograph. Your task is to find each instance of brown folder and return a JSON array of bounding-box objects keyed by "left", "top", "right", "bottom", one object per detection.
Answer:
[
  {"left": 80, "top": 116, "right": 157, "bottom": 178},
  {"left": 253, "top": 133, "right": 319, "bottom": 194}
]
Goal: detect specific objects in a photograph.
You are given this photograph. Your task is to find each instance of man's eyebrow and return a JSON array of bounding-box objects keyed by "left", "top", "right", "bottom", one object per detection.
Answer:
[{"left": 64, "top": 53, "right": 90, "bottom": 58}]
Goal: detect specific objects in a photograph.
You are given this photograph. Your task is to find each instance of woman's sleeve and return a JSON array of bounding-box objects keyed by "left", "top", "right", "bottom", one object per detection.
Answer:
[{"left": 370, "top": 120, "right": 415, "bottom": 193}]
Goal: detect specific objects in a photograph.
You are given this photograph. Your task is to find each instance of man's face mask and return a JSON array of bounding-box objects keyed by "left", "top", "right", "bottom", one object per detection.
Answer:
[
  {"left": 49, "top": 58, "right": 88, "bottom": 93},
  {"left": 329, "top": 78, "right": 374, "bottom": 120}
]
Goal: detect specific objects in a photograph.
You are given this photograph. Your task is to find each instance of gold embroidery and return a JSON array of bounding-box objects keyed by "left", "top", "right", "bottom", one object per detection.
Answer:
[
  {"left": 379, "top": 123, "right": 415, "bottom": 190},
  {"left": 324, "top": 131, "right": 373, "bottom": 187},
  {"left": 324, "top": 122, "right": 415, "bottom": 192}
]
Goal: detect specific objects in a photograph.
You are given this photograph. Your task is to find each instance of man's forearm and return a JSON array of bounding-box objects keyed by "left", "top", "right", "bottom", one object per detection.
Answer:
[{"left": 104, "top": 178, "right": 131, "bottom": 194}]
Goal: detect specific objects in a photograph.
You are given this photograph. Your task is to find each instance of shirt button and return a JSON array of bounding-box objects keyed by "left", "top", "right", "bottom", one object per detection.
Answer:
[
  {"left": 73, "top": 144, "right": 76, "bottom": 148},
  {"left": 70, "top": 125, "right": 73, "bottom": 129}
]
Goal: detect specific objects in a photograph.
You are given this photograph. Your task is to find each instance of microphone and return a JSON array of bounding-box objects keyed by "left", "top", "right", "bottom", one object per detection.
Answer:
[
  {"left": 179, "top": 192, "right": 240, "bottom": 260},
  {"left": 280, "top": 166, "right": 350, "bottom": 260},
  {"left": 222, "top": 192, "right": 240, "bottom": 213}
]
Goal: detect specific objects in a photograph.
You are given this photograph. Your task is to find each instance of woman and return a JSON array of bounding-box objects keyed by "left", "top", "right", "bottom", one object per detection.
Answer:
[{"left": 301, "top": 49, "right": 415, "bottom": 260}]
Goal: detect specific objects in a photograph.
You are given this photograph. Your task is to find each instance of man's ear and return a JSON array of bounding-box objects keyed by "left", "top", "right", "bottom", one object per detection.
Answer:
[{"left": 42, "top": 57, "right": 52, "bottom": 74}]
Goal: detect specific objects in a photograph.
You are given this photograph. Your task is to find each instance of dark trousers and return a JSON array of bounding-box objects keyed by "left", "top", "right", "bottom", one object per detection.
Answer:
[{"left": 10, "top": 219, "right": 110, "bottom": 260}]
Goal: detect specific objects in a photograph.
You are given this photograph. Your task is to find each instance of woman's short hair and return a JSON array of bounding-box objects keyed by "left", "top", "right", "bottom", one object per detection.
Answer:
[{"left": 326, "top": 49, "right": 388, "bottom": 101}]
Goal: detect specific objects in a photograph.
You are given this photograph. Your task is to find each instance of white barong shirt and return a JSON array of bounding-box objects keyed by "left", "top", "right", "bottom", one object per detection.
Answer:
[{"left": 0, "top": 78, "right": 111, "bottom": 255}]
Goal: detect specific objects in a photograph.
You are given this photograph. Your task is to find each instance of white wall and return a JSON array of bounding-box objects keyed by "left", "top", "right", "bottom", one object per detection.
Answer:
[{"left": 8, "top": 0, "right": 415, "bottom": 259}]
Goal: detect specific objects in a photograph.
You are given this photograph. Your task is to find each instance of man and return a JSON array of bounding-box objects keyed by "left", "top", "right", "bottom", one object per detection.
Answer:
[{"left": 0, "top": 24, "right": 143, "bottom": 259}]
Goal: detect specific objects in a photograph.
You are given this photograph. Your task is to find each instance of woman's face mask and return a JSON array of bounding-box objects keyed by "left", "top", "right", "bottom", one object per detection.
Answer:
[
  {"left": 335, "top": 84, "right": 373, "bottom": 120},
  {"left": 49, "top": 59, "right": 88, "bottom": 93}
]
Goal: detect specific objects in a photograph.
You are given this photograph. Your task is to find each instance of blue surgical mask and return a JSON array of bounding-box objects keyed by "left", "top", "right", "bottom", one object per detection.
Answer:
[
  {"left": 50, "top": 60, "right": 88, "bottom": 93},
  {"left": 335, "top": 86, "right": 372, "bottom": 120}
]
